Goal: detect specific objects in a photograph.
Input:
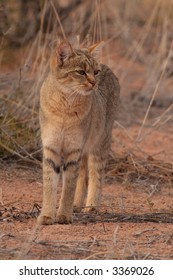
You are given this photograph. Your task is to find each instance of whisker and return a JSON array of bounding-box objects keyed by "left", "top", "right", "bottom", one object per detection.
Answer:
[
  {"left": 68, "top": 88, "right": 79, "bottom": 100},
  {"left": 69, "top": 92, "right": 79, "bottom": 108}
]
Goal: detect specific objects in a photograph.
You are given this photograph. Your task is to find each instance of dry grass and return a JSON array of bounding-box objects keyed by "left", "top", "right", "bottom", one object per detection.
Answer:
[
  {"left": 1, "top": 202, "right": 173, "bottom": 224},
  {"left": 1, "top": 0, "right": 173, "bottom": 161}
]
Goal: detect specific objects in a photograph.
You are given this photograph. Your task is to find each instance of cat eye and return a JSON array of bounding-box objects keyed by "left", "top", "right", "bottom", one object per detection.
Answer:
[
  {"left": 94, "top": 70, "right": 100, "bottom": 75},
  {"left": 77, "top": 70, "right": 86, "bottom": 75}
]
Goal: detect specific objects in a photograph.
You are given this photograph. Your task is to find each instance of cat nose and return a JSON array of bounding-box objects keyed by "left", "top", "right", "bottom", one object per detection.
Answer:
[
  {"left": 87, "top": 77, "right": 96, "bottom": 86},
  {"left": 90, "top": 79, "right": 96, "bottom": 86}
]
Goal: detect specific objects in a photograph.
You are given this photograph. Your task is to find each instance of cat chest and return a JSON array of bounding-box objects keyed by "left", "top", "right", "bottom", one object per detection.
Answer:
[{"left": 46, "top": 97, "right": 88, "bottom": 122}]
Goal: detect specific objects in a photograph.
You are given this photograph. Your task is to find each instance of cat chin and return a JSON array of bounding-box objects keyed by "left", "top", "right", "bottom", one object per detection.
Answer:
[
  {"left": 65, "top": 87, "right": 92, "bottom": 96},
  {"left": 78, "top": 86, "right": 98, "bottom": 96},
  {"left": 78, "top": 90, "right": 94, "bottom": 96}
]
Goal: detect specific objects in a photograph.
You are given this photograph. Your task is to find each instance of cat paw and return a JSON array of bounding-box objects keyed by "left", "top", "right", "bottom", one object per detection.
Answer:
[
  {"left": 56, "top": 214, "right": 73, "bottom": 224},
  {"left": 83, "top": 206, "right": 98, "bottom": 213},
  {"left": 73, "top": 205, "right": 82, "bottom": 213},
  {"left": 37, "top": 214, "right": 55, "bottom": 225}
]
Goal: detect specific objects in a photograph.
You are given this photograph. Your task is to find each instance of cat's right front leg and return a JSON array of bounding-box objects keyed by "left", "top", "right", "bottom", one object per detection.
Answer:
[{"left": 38, "top": 148, "right": 61, "bottom": 225}]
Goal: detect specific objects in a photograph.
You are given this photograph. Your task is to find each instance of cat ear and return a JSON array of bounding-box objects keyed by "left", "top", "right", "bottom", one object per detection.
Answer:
[
  {"left": 56, "top": 40, "right": 74, "bottom": 65},
  {"left": 88, "top": 41, "right": 104, "bottom": 60}
]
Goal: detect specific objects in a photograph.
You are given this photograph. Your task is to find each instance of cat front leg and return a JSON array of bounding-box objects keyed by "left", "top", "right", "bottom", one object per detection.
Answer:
[
  {"left": 56, "top": 149, "right": 81, "bottom": 224},
  {"left": 73, "top": 155, "right": 88, "bottom": 213},
  {"left": 85, "top": 153, "right": 105, "bottom": 213},
  {"left": 38, "top": 148, "right": 61, "bottom": 225}
]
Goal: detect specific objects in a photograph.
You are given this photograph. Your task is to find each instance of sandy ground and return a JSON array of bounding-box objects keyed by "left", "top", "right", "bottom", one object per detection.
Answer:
[{"left": 1, "top": 125, "right": 173, "bottom": 260}]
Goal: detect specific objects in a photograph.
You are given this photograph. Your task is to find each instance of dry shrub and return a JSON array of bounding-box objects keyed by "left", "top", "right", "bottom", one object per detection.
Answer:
[{"left": 0, "top": 0, "right": 173, "bottom": 163}]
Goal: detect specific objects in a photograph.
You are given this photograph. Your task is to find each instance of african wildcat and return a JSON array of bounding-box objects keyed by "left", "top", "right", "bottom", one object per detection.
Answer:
[{"left": 38, "top": 40, "right": 120, "bottom": 225}]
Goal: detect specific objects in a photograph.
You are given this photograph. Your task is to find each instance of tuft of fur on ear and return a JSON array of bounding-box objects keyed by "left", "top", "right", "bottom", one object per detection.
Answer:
[
  {"left": 88, "top": 41, "right": 104, "bottom": 60},
  {"left": 56, "top": 40, "right": 74, "bottom": 65}
]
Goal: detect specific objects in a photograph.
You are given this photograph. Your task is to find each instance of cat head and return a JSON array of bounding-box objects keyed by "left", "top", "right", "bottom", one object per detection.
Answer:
[{"left": 50, "top": 40, "right": 104, "bottom": 95}]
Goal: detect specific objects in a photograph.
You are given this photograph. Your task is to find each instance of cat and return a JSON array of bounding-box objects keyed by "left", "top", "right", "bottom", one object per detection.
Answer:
[{"left": 38, "top": 40, "right": 120, "bottom": 225}]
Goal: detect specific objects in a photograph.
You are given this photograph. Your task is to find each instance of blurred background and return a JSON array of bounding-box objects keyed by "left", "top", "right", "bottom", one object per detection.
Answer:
[{"left": 1, "top": 0, "right": 173, "bottom": 165}]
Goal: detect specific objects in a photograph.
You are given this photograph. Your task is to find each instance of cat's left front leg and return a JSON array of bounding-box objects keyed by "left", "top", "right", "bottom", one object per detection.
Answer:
[{"left": 85, "top": 153, "right": 105, "bottom": 213}]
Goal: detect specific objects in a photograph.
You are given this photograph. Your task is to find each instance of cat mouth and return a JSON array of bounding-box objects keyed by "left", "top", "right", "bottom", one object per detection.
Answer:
[{"left": 79, "top": 84, "right": 98, "bottom": 94}]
